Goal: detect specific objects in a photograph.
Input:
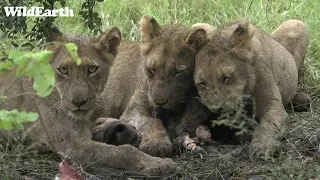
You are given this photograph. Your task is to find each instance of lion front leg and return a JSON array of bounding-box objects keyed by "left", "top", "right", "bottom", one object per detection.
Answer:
[
  {"left": 120, "top": 83, "right": 173, "bottom": 157},
  {"left": 249, "top": 104, "right": 288, "bottom": 160},
  {"left": 36, "top": 104, "right": 176, "bottom": 176},
  {"left": 45, "top": 117, "right": 175, "bottom": 175},
  {"left": 122, "top": 111, "right": 173, "bottom": 157},
  {"left": 58, "top": 139, "right": 176, "bottom": 176},
  {"left": 140, "top": 118, "right": 173, "bottom": 157}
]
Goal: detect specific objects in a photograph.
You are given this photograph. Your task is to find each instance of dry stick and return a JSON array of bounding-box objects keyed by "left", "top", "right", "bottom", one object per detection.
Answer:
[
  {"left": 217, "top": 168, "right": 225, "bottom": 180},
  {"left": 284, "top": 136, "right": 303, "bottom": 158},
  {"left": 205, "top": 166, "right": 217, "bottom": 179},
  {"left": 5, "top": 92, "right": 38, "bottom": 100}
]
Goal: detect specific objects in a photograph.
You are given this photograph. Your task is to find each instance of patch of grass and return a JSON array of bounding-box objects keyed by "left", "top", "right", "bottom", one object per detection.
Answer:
[
  {"left": 2, "top": 0, "right": 320, "bottom": 89},
  {"left": 0, "top": 139, "right": 58, "bottom": 179}
]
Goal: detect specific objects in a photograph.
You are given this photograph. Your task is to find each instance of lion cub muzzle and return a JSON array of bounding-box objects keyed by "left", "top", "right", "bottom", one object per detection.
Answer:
[{"left": 68, "top": 84, "right": 90, "bottom": 110}]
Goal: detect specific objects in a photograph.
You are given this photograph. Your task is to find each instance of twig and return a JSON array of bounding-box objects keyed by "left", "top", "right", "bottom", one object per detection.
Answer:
[
  {"left": 3, "top": 92, "right": 38, "bottom": 100},
  {"left": 285, "top": 136, "right": 303, "bottom": 158},
  {"left": 217, "top": 168, "right": 225, "bottom": 180}
]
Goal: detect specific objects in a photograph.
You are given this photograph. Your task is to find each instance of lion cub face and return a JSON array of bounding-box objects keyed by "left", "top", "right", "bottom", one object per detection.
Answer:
[
  {"left": 194, "top": 21, "right": 255, "bottom": 112},
  {"left": 140, "top": 16, "right": 207, "bottom": 109},
  {"left": 49, "top": 28, "right": 121, "bottom": 119}
]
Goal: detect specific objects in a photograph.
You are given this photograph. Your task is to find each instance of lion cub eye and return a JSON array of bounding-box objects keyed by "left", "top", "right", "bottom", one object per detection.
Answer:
[
  {"left": 57, "top": 67, "right": 68, "bottom": 75},
  {"left": 88, "top": 66, "right": 99, "bottom": 74},
  {"left": 222, "top": 75, "right": 232, "bottom": 83},
  {"left": 146, "top": 68, "right": 155, "bottom": 76},
  {"left": 197, "top": 82, "right": 207, "bottom": 89},
  {"left": 175, "top": 65, "right": 187, "bottom": 77},
  {"left": 174, "top": 70, "right": 183, "bottom": 76}
]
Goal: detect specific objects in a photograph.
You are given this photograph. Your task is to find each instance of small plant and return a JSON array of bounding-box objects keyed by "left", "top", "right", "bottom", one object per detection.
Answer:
[{"left": 212, "top": 96, "right": 258, "bottom": 136}]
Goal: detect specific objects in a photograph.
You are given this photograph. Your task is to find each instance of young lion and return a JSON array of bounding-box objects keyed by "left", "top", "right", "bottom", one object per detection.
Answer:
[
  {"left": 194, "top": 20, "right": 309, "bottom": 159},
  {"left": 99, "top": 15, "right": 209, "bottom": 157},
  {"left": 0, "top": 27, "right": 175, "bottom": 175}
]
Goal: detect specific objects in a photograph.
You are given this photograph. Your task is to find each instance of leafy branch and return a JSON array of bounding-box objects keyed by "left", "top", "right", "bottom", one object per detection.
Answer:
[{"left": 0, "top": 42, "right": 81, "bottom": 130}]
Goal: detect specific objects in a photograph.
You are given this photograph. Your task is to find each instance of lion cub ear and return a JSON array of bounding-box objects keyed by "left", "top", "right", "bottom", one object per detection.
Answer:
[
  {"left": 231, "top": 21, "right": 255, "bottom": 60},
  {"left": 95, "top": 27, "right": 122, "bottom": 56},
  {"left": 49, "top": 24, "right": 64, "bottom": 42},
  {"left": 140, "top": 15, "right": 161, "bottom": 43},
  {"left": 186, "top": 28, "right": 207, "bottom": 51},
  {"left": 191, "top": 23, "right": 216, "bottom": 39}
]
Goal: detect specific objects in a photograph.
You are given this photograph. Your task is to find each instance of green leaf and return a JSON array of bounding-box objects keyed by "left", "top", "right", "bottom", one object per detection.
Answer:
[
  {"left": 0, "top": 110, "right": 38, "bottom": 130},
  {"left": 29, "top": 62, "right": 55, "bottom": 97},
  {"left": 8, "top": 49, "right": 56, "bottom": 97},
  {"left": 0, "top": 61, "right": 14, "bottom": 72},
  {"left": 65, "top": 43, "right": 82, "bottom": 65},
  {"left": 32, "top": 58, "right": 53, "bottom": 96},
  {"left": 26, "top": 112, "right": 39, "bottom": 121},
  {"left": 9, "top": 51, "right": 33, "bottom": 77},
  {"left": 8, "top": 50, "right": 23, "bottom": 62},
  {"left": 33, "top": 50, "right": 53, "bottom": 63}
]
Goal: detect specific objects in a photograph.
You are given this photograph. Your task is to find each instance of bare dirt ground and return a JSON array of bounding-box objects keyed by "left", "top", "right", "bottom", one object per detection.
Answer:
[{"left": 1, "top": 96, "right": 319, "bottom": 180}]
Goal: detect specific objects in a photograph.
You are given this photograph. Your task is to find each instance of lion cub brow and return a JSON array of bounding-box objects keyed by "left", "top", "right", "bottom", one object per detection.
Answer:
[
  {"left": 220, "top": 66, "right": 235, "bottom": 74},
  {"left": 176, "top": 65, "right": 187, "bottom": 71}
]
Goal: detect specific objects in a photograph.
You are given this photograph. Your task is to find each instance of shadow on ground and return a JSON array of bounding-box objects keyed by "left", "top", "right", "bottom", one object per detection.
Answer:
[{"left": 1, "top": 98, "right": 319, "bottom": 179}]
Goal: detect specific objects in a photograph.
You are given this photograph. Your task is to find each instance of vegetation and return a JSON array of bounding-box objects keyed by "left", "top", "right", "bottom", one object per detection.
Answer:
[
  {"left": 55, "top": 0, "right": 320, "bottom": 90},
  {"left": 0, "top": 0, "right": 319, "bottom": 179},
  {"left": 0, "top": 43, "right": 80, "bottom": 130},
  {"left": 1, "top": 0, "right": 319, "bottom": 88}
]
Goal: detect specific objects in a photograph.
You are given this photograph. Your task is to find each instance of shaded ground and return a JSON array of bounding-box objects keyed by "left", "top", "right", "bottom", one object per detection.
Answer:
[{"left": 1, "top": 97, "right": 319, "bottom": 180}]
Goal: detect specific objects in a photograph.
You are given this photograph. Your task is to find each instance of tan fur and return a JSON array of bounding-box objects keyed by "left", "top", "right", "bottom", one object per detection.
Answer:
[
  {"left": 101, "top": 15, "right": 208, "bottom": 157},
  {"left": 271, "top": 20, "right": 309, "bottom": 71},
  {"left": 0, "top": 28, "right": 176, "bottom": 175},
  {"left": 191, "top": 23, "right": 217, "bottom": 39},
  {"left": 194, "top": 20, "right": 309, "bottom": 158}
]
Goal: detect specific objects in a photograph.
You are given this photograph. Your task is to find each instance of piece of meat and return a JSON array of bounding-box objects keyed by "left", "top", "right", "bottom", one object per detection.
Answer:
[
  {"left": 173, "top": 125, "right": 212, "bottom": 155},
  {"left": 196, "top": 125, "right": 212, "bottom": 141},
  {"left": 58, "top": 160, "right": 84, "bottom": 180},
  {"left": 56, "top": 152, "right": 102, "bottom": 180},
  {"left": 173, "top": 133, "right": 206, "bottom": 154}
]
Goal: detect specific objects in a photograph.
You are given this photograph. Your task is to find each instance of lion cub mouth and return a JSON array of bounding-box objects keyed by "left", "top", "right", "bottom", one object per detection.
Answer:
[
  {"left": 74, "top": 109, "right": 87, "bottom": 113},
  {"left": 69, "top": 103, "right": 92, "bottom": 112},
  {"left": 68, "top": 109, "right": 93, "bottom": 119}
]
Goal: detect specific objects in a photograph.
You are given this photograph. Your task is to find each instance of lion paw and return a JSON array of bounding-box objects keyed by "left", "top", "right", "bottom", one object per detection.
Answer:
[
  {"left": 249, "top": 136, "right": 281, "bottom": 160},
  {"left": 139, "top": 138, "right": 173, "bottom": 157},
  {"left": 92, "top": 118, "right": 141, "bottom": 147},
  {"left": 141, "top": 157, "right": 176, "bottom": 176}
]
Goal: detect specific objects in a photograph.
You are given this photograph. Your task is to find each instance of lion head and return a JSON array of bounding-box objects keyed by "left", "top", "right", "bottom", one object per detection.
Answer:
[
  {"left": 194, "top": 20, "right": 256, "bottom": 112},
  {"left": 48, "top": 27, "right": 121, "bottom": 119},
  {"left": 139, "top": 15, "right": 207, "bottom": 109}
]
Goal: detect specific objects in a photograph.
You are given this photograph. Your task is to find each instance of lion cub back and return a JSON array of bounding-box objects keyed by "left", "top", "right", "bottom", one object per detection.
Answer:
[{"left": 101, "top": 41, "right": 144, "bottom": 118}]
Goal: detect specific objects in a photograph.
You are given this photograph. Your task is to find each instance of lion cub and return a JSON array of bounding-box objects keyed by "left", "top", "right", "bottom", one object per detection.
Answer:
[
  {"left": 100, "top": 15, "right": 209, "bottom": 157},
  {"left": 194, "top": 20, "right": 309, "bottom": 159},
  {"left": 0, "top": 27, "right": 175, "bottom": 175}
]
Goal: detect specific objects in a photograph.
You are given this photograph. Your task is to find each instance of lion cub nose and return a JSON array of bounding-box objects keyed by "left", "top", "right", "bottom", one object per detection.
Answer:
[{"left": 71, "top": 98, "right": 88, "bottom": 108}]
